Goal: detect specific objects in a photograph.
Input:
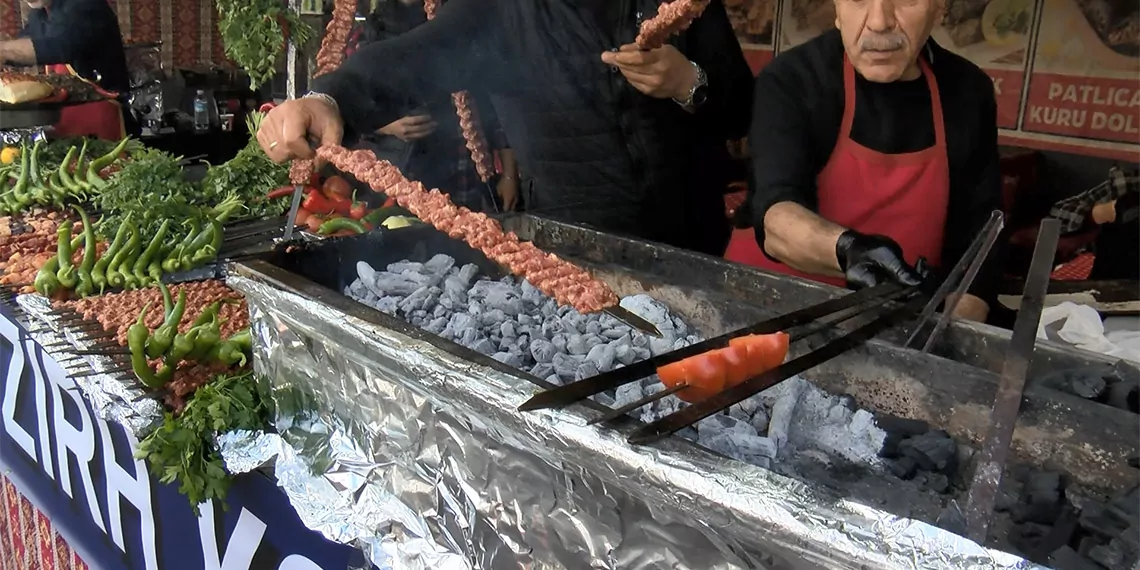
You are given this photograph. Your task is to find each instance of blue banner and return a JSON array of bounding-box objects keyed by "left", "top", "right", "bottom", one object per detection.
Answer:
[{"left": 0, "top": 305, "right": 374, "bottom": 570}]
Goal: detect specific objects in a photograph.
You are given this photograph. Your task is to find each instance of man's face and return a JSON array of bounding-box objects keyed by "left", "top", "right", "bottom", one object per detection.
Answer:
[{"left": 834, "top": 0, "right": 943, "bottom": 82}]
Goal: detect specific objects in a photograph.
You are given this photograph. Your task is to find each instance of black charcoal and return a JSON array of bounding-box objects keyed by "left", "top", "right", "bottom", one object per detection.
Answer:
[
  {"left": 1089, "top": 541, "right": 1128, "bottom": 569},
  {"left": 874, "top": 414, "right": 930, "bottom": 439},
  {"left": 889, "top": 457, "right": 918, "bottom": 479},
  {"left": 1016, "top": 471, "right": 1065, "bottom": 525},
  {"left": 924, "top": 472, "right": 950, "bottom": 493},
  {"left": 1050, "top": 546, "right": 1108, "bottom": 570},
  {"left": 898, "top": 430, "right": 957, "bottom": 472},
  {"left": 1038, "top": 366, "right": 1110, "bottom": 400},
  {"left": 1079, "top": 503, "right": 1130, "bottom": 538},
  {"left": 935, "top": 502, "right": 967, "bottom": 536},
  {"left": 1009, "top": 522, "right": 1052, "bottom": 555},
  {"left": 1106, "top": 377, "right": 1140, "bottom": 413}
]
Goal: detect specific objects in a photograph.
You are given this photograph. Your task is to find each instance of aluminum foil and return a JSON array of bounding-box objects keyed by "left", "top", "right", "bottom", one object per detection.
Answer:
[
  {"left": 17, "top": 294, "right": 162, "bottom": 435},
  {"left": 223, "top": 272, "right": 1043, "bottom": 570},
  {"left": 0, "top": 128, "right": 48, "bottom": 145}
]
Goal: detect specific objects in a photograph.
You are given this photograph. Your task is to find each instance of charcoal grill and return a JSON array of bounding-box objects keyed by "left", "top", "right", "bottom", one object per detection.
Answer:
[{"left": 227, "top": 214, "right": 1137, "bottom": 568}]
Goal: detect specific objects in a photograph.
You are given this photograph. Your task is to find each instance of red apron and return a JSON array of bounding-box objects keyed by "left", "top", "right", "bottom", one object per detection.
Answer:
[
  {"left": 724, "top": 55, "right": 950, "bottom": 287},
  {"left": 45, "top": 65, "right": 125, "bottom": 141}
]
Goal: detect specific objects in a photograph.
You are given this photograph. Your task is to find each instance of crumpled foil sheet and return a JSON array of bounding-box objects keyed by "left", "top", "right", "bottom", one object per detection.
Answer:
[
  {"left": 0, "top": 128, "right": 48, "bottom": 146},
  {"left": 223, "top": 273, "right": 1042, "bottom": 570},
  {"left": 17, "top": 294, "right": 162, "bottom": 435}
]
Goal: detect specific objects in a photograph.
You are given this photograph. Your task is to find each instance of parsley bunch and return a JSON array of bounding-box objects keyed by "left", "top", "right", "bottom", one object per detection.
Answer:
[{"left": 136, "top": 372, "right": 270, "bottom": 515}]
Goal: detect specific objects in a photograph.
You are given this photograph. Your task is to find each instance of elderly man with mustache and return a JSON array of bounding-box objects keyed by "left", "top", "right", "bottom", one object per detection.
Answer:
[{"left": 725, "top": 0, "right": 1003, "bottom": 323}]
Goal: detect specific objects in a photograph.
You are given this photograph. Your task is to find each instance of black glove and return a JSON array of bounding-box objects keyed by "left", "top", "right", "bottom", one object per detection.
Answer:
[{"left": 835, "top": 230, "right": 925, "bottom": 290}]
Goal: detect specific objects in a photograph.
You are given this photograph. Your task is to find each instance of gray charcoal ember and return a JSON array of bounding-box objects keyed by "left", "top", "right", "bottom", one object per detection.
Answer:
[
  {"left": 619, "top": 295, "right": 672, "bottom": 328},
  {"left": 443, "top": 313, "right": 478, "bottom": 339},
  {"left": 764, "top": 376, "right": 805, "bottom": 452},
  {"left": 553, "top": 353, "right": 585, "bottom": 381},
  {"left": 470, "top": 338, "right": 496, "bottom": 355},
  {"left": 540, "top": 299, "right": 558, "bottom": 317},
  {"left": 468, "top": 299, "right": 484, "bottom": 317},
  {"left": 356, "top": 261, "right": 378, "bottom": 284},
  {"left": 480, "top": 309, "right": 508, "bottom": 327},
  {"left": 672, "top": 337, "right": 691, "bottom": 351},
  {"left": 898, "top": 430, "right": 958, "bottom": 473},
  {"left": 750, "top": 407, "right": 770, "bottom": 434},
  {"left": 631, "top": 333, "right": 649, "bottom": 348},
  {"left": 541, "top": 317, "right": 565, "bottom": 338},
  {"left": 486, "top": 290, "right": 524, "bottom": 316},
  {"left": 411, "top": 316, "right": 425, "bottom": 327},
  {"left": 459, "top": 328, "right": 480, "bottom": 347},
  {"left": 672, "top": 317, "right": 688, "bottom": 338},
  {"left": 517, "top": 314, "right": 535, "bottom": 326},
  {"left": 545, "top": 373, "right": 563, "bottom": 386},
  {"left": 520, "top": 280, "right": 545, "bottom": 305},
  {"left": 583, "top": 335, "right": 605, "bottom": 350},
  {"left": 731, "top": 434, "right": 778, "bottom": 461},
  {"left": 411, "top": 309, "right": 428, "bottom": 319},
  {"left": 552, "top": 334, "right": 568, "bottom": 353},
  {"left": 567, "top": 334, "right": 589, "bottom": 355},
  {"left": 374, "top": 296, "right": 400, "bottom": 314},
  {"left": 442, "top": 277, "right": 469, "bottom": 304},
  {"left": 432, "top": 304, "right": 449, "bottom": 318},
  {"left": 649, "top": 337, "right": 674, "bottom": 357},
  {"left": 558, "top": 305, "right": 574, "bottom": 317},
  {"left": 614, "top": 382, "right": 646, "bottom": 408},
  {"left": 593, "top": 392, "right": 616, "bottom": 408},
  {"left": 736, "top": 396, "right": 761, "bottom": 417},
  {"left": 371, "top": 271, "right": 426, "bottom": 296},
  {"left": 575, "top": 360, "right": 600, "bottom": 380},
  {"left": 345, "top": 278, "right": 368, "bottom": 299},
  {"left": 614, "top": 343, "right": 635, "bottom": 366},
  {"left": 514, "top": 335, "right": 530, "bottom": 351},
  {"left": 561, "top": 314, "right": 582, "bottom": 334},
  {"left": 602, "top": 327, "right": 630, "bottom": 340},
  {"left": 585, "top": 343, "right": 616, "bottom": 373},
  {"left": 728, "top": 403, "right": 751, "bottom": 422},
  {"left": 500, "top": 321, "right": 518, "bottom": 338},
  {"left": 387, "top": 261, "right": 424, "bottom": 274},
  {"left": 424, "top": 254, "right": 456, "bottom": 277},
  {"left": 585, "top": 320, "right": 602, "bottom": 335},
  {"left": 438, "top": 295, "right": 457, "bottom": 310},
  {"left": 424, "top": 317, "right": 448, "bottom": 335},
  {"left": 492, "top": 351, "right": 524, "bottom": 368},
  {"left": 632, "top": 347, "right": 651, "bottom": 362},
  {"left": 686, "top": 334, "right": 701, "bottom": 345},
  {"left": 531, "top": 363, "right": 554, "bottom": 380}
]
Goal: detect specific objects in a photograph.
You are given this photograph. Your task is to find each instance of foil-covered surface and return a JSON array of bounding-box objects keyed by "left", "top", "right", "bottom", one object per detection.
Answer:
[
  {"left": 224, "top": 272, "right": 1042, "bottom": 570},
  {"left": 17, "top": 294, "right": 162, "bottom": 435}
]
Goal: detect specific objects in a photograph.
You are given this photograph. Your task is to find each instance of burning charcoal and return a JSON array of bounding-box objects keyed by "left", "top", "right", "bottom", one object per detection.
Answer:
[
  {"left": 898, "top": 430, "right": 958, "bottom": 473},
  {"left": 631, "top": 333, "right": 649, "bottom": 348},
  {"left": 1038, "top": 366, "right": 1110, "bottom": 400},
  {"left": 459, "top": 328, "right": 480, "bottom": 347},
  {"left": 649, "top": 336, "right": 674, "bottom": 357},
  {"left": 614, "top": 343, "right": 634, "bottom": 366},
  {"left": 575, "top": 360, "right": 600, "bottom": 380},
  {"left": 1050, "top": 546, "right": 1108, "bottom": 570},
  {"left": 585, "top": 343, "right": 616, "bottom": 372},
  {"left": 750, "top": 407, "right": 769, "bottom": 434},
  {"left": 531, "top": 363, "right": 554, "bottom": 379},
  {"left": 500, "top": 321, "right": 517, "bottom": 338},
  {"left": 764, "top": 376, "right": 805, "bottom": 451},
  {"left": 583, "top": 335, "right": 605, "bottom": 351},
  {"left": 632, "top": 347, "right": 651, "bottom": 362},
  {"left": 1089, "top": 541, "right": 1129, "bottom": 570},
  {"left": 425, "top": 317, "right": 448, "bottom": 335},
  {"left": 585, "top": 320, "right": 602, "bottom": 336},
  {"left": 1106, "top": 377, "right": 1140, "bottom": 413},
  {"left": 486, "top": 290, "right": 524, "bottom": 316},
  {"left": 567, "top": 334, "right": 589, "bottom": 355},
  {"left": 1016, "top": 471, "right": 1065, "bottom": 525},
  {"left": 552, "top": 334, "right": 568, "bottom": 353},
  {"left": 530, "top": 339, "right": 557, "bottom": 364},
  {"left": 469, "top": 338, "right": 496, "bottom": 355},
  {"left": 374, "top": 296, "right": 400, "bottom": 314},
  {"left": 614, "top": 382, "right": 645, "bottom": 408},
  {"left": 371, "top": 271, "right": 425, "bottom": 296},
  {"left": 411, "top": 316, "right": 425, "bottom": 327},
  {"left": 387, "top": 261, "right": 424, "bottom": 274},
  {"left": 552, "top": 353, "right": 584, "bottom": 381},
  {"left": 889, "top": 457, "right": 918, "bottom": 480},
  {"left": 480, "top": 309, "right": 508, "bottom": 327},
  {"left": 924, "top": 473, "right": 950, "bottom": 494},
  {"left": 492, "top": 351, "right": 524, "bottom": 368},
  {"left": 601, "top": 327, "right": 630, "bottom": 340},
  {"left": 424, "top": 254, "right": 455, "bottom": 277},
  {"left": 541, "top": 317, "right": 565, "bottom": 338}
]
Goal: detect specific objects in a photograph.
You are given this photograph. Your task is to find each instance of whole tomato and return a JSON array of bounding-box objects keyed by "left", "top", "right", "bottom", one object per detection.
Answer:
[{"left": 322, "top": 175, "right": 352, "bottom": 200}]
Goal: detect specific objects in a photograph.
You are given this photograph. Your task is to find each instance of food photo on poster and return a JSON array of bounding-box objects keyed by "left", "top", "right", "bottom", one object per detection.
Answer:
[{"left": 0, "top": 1, "right": 1136, "bottom": 570}]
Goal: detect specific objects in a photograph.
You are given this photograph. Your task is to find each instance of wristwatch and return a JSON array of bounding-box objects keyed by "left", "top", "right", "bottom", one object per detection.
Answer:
[
  {"left": 303, "top": 91, "right": 339, "bottom": 113},
  {"left": 673, "top": 60, "right": 708, "bottom": 110}
]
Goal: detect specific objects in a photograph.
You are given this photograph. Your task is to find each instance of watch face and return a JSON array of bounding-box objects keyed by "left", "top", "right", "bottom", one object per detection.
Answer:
[{"left": 692, "top": 84, "right": 709, "bottom": 107}]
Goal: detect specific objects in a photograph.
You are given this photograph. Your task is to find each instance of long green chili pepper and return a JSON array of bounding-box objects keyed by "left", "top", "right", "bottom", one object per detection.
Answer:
[
  {"left": 33, "top": 236, "right": 84, "bottom": 297},
  {"left": 190, "top": 300, "right": 223, "bottom": 328},
  {"left": 12, "top": 143, "right": 30, "bottom": 208},
  {"left": 72, "top": 207, "right": 97, "bottom": 297},
  {"left": 318, "top": 217, "right": 369, "bottom": 235},
  {"left": 228, "top": 329, "right": 252, "bottom": 352},
  {"left": 92, "top": 212, "right": 132, "bottom": 292},
  {"left": 147, "top": 288, "right": 186, "bottom": 358},
  {"left": 72, "top": 140, "right": 92, "bottom": 192},
  {"left": 162, "top": 222, "right": 198, "bottom": 273},
  {"left": 55, "top": 223, "right": 78, "bottom": 288},
  {"left": 210, "top": 339, "right": 247, "bottom": 367},
  {"left": 166, "top": 328, "right": 199, "bottom": 362},
  {"left": 187, "top": 319, "right": 223, "bottom": 362},
  {"left": 181, "top": 220, "right": 219, "bottom": 268},
  {"left": 88, "top": 136, "right": 130, "bottom": 175},
  {"left": 27, "top": 140, "right": 47, "bottom": 203},
  {"left": 158, "top": 281, "right": 174, "bottom": 317},
  {"left": 129, "top": 301, "right": 164, "bottom": 388},
  {"left": 106, "top": 223, "right": 138, "bottom": 288},
  {"left": 132, "top": 218, "right": 169, "bottom": 282},
  {"left": 57, "top": 147, "right": 79, "bottom": 193}
]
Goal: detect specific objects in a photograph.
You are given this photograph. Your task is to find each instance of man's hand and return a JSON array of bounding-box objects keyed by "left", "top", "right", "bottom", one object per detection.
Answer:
[
  {"left": 497, "top": 176, "right": 519, "bottom": 211},
  {"left": 377, "top": 114, "right": 436, "bottom": 142},
  {"left": 256, "top": 98, "right": 344, "bottom": 163},
  {"left": 835, "top": 230, "right": 925, "bottom": 290},
  {"left": 600, "top": 44, "right": 697, "bottom": 101}
]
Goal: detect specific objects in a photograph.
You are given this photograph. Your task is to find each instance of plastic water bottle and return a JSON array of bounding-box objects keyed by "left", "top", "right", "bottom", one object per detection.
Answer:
[{"left": 193, "top": 90, "right": 210, "bottom": 132}]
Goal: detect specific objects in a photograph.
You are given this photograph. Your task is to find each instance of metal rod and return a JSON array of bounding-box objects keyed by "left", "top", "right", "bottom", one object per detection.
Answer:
[
  {"left": 919, "top": 216, "right": 1005, "bottom": 353},
  {"left": 963, "top": 219, "right": 1061, "bottom": 542},
  {"left": 588, "top": 384, "right": 687, "bottom": 425}
]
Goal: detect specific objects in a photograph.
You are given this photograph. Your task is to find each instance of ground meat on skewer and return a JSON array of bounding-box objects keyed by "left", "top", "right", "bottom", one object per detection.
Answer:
[
  {"left": 635, "top": 0, "right": 711, "bottom": 50},
  {"left": 317, "top": 145, "right": 619, "bottom": 313}
]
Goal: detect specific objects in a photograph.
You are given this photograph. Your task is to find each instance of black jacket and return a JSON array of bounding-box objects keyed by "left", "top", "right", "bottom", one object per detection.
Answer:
[
  {"left": 19, "top": 0, "right": 131, "bottom": 95},
  {"left": 314, "top": 0, "right": 752, "bottom": 252}
]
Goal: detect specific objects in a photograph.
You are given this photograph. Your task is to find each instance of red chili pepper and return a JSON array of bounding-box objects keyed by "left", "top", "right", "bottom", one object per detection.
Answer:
[
  {"left": 382, "top": 196, "right": 396, "bottom": 208},
  {"left": 266, "top": 186, "right": 304, "bottom": 200},
  {"left": 349, "top": 202, "right": 368, "bottom": 220},
  {"left": 302, "top": 192, "right": 339, "bottom": 215}
]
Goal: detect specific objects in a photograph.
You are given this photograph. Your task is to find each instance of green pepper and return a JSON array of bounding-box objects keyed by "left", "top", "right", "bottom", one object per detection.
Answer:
[
  {"left": 11, "top": 142, "right": 30, "bottom": 209},
  {"left": 361, "top": 205, "right": 413, "bottom": 226},
  {"left": 209, "top": 340, "right": 248, "bottom": 367},
  {"left": 187, "top": 319, "right": 222, "bottom": 362},
  {"left": 148, "top": 287, "right": 186, "bottom": 358},
  {"left": 73, "top": 207, "right": 97, "bottom": 297},
  {"left": 228, "top": 329, "right": 252, "bottom": 352},
  {"left": 129, "top": 301, "right": 164, "bottom": 388},
  {"left": 45, "top": 172, "right": 67, "bottom": 208},
  {"left": 162, "top": 222, "right": 198, "bottom": 273},
  {"left": 92, "top": 212, "right": 132, "bottom": 293},
  {"left": 71, "top": 140, "right": 91, "bottom": 192},
  {"left": 27, "top": 140, "right": 47, "bottom": 203},
  {"left": 185, "top": 220, "right": 222, "bottom": 268},
  {"left": 57, "top": 146, "right": 80, "bottom": 193},
  {"left": 318, "top": 217, "right": 369, "bottom": 235},
  {"left": 190, "top": 300, "right": 225, "bottom": 328},
  {"left": 107, "top": 223, "right": 139, "bottom": 288},
  {"left": 166, "top": 327, "right": 199, "bottom": 362},
  {"left": 87, "top": 136, "right": 129, "bottom": 175},
  {"left": 55, "top": 222, "right": 78, "bottom": 289},
  {"left": 132, "top": 218, "right": 169, "bottom": 283},
  {"left": 33, "top": 236, "right": 83, "bottom": 297}
]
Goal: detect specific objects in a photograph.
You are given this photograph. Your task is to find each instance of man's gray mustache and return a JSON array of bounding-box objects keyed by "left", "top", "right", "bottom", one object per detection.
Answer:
[{"left": 861, "top": 36, "right": 907, "bottom": 51}]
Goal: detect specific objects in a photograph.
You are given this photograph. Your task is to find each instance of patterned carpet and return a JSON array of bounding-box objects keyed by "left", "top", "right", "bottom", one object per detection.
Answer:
[{"left": 0, "top": 475, "right": 88, "bottom": 570}]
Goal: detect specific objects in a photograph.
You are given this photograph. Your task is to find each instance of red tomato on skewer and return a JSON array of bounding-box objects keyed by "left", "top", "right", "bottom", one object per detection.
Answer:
[{"left": 729, "top": 332, "right": 790, "bottom": 375}]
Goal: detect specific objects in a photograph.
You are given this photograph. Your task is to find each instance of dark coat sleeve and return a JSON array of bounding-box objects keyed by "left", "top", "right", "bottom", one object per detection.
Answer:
[
  {"left": 681, "top": 0, "right": 753, "bottom": 139},
  {"left": 22, "top": 0, "right": 116, "bottom": 65},
  {"left": 311, "top": 0, "right": 508, "bottom": 138}
]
